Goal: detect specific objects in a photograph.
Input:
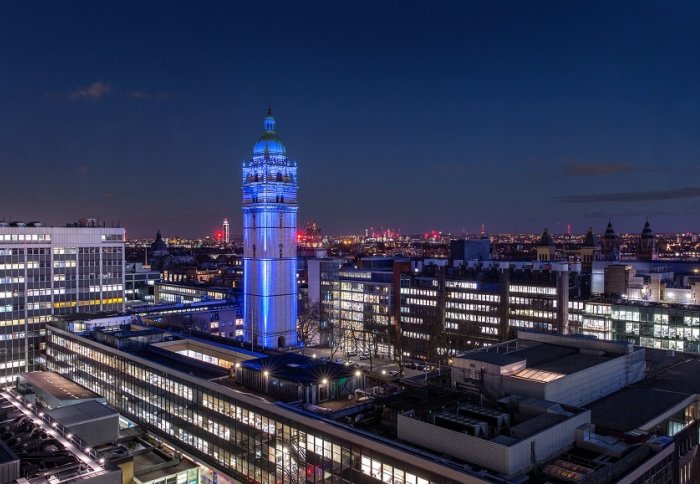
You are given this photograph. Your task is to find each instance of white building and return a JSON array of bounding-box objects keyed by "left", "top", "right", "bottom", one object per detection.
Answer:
[
  {"left": 0, "top": 222, "right": 125, "bottom": 383},
  {"left": 241, "top": 109, "right": 298, "bottom": 348}
]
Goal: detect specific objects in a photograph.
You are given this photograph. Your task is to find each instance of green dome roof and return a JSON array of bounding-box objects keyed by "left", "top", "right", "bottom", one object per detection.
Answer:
[{"left": 252, "top": 109, "right": 286, "bottom": 157}]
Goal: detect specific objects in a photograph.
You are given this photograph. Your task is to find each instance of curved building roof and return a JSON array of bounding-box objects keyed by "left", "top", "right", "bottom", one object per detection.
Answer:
[
  {"left": 582, "top": 227, "right": 597, "bottom": 247},
  {"left": 538, "top": 228, "right": 555, "bottom": 247},
  {"left": 252, "top": 108, "right": 286, "bottom": 157},
  {"left": 604, "top": 221, "right": 617, "bottom": 239}
]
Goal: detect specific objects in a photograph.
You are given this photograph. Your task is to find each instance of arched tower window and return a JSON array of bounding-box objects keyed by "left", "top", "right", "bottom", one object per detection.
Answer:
[{"left": 276, "top": 172, "right": 283, "bottom": 182}]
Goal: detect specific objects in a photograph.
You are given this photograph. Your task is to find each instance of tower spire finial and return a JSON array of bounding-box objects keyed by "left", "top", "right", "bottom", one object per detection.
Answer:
[{"left": 267, "top": 104, "right": 272, "bottom": 117}]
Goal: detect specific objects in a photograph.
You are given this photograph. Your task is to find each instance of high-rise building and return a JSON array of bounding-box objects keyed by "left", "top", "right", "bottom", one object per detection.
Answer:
[
  {"left": 0, "top": 222, "right": 125, "bottom": 384},
  {"left": 222, "top": 217, "right": 230, "bottom": 244},
  {"left": 242, "top": 109, "right": 298, "bottom": 348}
]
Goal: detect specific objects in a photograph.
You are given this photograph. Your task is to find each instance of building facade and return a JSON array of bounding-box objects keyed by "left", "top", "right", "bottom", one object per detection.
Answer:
[
  {"left": 338, "top": 268, "right": 395, "bottom": 358},
  {"left": 242, "top": 109, "right": 298, "bottom": 348},
  {"left": 44, "top": 323, "right": 484, "bottom": 484},
  {"left": 0, "top": 223, "right": 125, "bottom": 383},
  {"left": 399, "top": 261, "right": 578, "bottom": 360}
]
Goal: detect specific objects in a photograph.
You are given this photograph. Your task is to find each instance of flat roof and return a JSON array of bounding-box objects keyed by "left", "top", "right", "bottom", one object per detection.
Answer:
[
  {"left": 48, "top": 400, "right": 118, "bottom": 426},
  {"left": 154, "top": 339, "right": 259, "bottom": 364},
  {"left": 460, "top": 339, "right": 617, "bottom": 376},
  {"left": 20, "top": 371, "right": 100, "bottom": 401},
  {"left": 99, "top": 326, "right": 163, "bottom": 338},
  {"left": 242, "top": 353, "right": 354, "bottom": 384},
  {"left": 58, "top": 311, "right": 125, "bottom": 321},
  {"left": 133, "top": 450, "right": 198, "bottom": 481},
  {"left": 587, "top": 387, "right": 690, "bottom": 433},
  {"left": 531, "top": 352, "right": 613, "bottom": 375},
  {"left": 138, "top": 347, "right": 230, "bottom": 381},
  {"left": 459, "top": 351, "right": 524, "bottom": 366}
]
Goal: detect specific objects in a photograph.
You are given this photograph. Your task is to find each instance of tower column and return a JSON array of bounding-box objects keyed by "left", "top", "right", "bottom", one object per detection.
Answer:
[{"left": 242, "top": 110, "right": 299, "bottom": 348}]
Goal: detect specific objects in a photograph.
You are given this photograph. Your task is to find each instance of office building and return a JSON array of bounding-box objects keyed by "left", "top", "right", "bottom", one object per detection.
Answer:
[
  {"left": 124, "top": 262, "right": 160, "bottom": 307},
  {"left": 307, "top": 258, "right": 343, "bottom": 346},
  {"left": 400, "top": 260, "right": 580, "bottom": 359},
  {"left": 242, "top": 109, "right": 298, "bottom": 348},
  {"left": 449, "top": 237, "right": 491, "bottom": 262},
  {"left": 337, "top": 267, "right": 396, "bottom": 358},
  {"left": 154, "top": 281, "right": 232, "bottom": 304},
  {"left": 0, "top": 223, "right": 124, "bottom": 384},
  {"left": 44, "top": 320, "right": 486, "bottom": 483}
]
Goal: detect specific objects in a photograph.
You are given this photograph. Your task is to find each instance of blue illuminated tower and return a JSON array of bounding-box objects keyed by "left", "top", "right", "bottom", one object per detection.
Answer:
[{"left": 242, "top": 109, "right": 298, "bottom": 348}]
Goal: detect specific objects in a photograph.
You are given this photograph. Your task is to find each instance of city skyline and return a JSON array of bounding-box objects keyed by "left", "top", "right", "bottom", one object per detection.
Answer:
[{"left": 2, "top": 2, "right": 700, "bottom": 237}]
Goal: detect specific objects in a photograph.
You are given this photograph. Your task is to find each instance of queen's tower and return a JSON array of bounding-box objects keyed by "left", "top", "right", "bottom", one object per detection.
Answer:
[{"left": 242, "top": 109, "right": 298, "bottom": 348}]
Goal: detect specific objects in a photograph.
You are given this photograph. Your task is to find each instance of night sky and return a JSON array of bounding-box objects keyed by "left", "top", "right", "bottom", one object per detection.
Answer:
[{"left": 1, "top": 1, "right": 699, "bottom": 238}]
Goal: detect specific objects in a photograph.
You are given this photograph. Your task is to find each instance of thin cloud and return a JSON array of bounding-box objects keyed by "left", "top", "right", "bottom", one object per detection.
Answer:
[
  {"left": 68, "top": 82, "right": 111, "bottom": 101},
  {"left": 558, "top": 187, "right": 700, "bottom": 203},
  {"left": 583, "top": 209, "right": 694, "bottom": 218},
  {"left": 563, "top": 162, "right": 632, "bottom": 176},
  {"left": 126, "top": 90, "right": 171, "bottom": 100}
]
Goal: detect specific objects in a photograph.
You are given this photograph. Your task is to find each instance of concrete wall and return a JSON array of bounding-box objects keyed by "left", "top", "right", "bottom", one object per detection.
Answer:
[
  {"left": 543, "top": 350, "right": 645, "bottom": 407},
  {"left": 517, "top": 331, "right": 635, "bottom": 355},
  {"left": 485, "top": 372, "right": 546, "bottom": 401},
  {"left": 397, "top": 410, "right": 590, "bottom": 478}
]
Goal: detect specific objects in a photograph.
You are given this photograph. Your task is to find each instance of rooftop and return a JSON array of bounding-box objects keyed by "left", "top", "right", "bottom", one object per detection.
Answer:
[
  {"left": 241, "top": 353, "right": 355, "bottom": 384},
  {"left": 19, "top": 371, "right": 101, "bottom": 401},
  {"left": 587, "top": 387, "right": 691, "bottom": 433},
  {"left": 137, "top": 346, "right": 230, "bottom": 381},
  {"left": 47, "top": 400, "right": 118, "bottom": 427},
  {"left": 458, "top": 340, "right": 615, "bottom": 377}
]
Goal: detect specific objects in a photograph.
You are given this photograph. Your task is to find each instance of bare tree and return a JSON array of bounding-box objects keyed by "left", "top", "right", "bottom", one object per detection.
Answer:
[
  {"left": 297, "top": 302, "right": 321, "bottom": 355},
  {"left": 327, "top": 320, "right": 345, "bottom": 359}
]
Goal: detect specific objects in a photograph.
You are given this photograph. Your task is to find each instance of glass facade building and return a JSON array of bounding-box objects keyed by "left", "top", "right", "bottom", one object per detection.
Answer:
[
  {"left": 45, "top": 324, "right": 482, "bottom": 484},
  {"left": 0, "top": 225, "right": 124, "bottom": 384}
]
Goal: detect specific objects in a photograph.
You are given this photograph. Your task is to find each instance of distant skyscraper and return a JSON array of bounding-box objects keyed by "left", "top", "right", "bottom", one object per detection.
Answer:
[
  {"left": 0, "top": 222, "right": 125, "bottom": 384},
  {"left": 222, "top": 218, "right": 230, "bottom": 244},
  {"left": 241, "top": 109, "right": 298, "bottom": 348}
]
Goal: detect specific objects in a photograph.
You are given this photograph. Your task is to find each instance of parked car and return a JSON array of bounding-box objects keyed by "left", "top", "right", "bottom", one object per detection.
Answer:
[
  {"left": 345, "top": 350, "right": 358, "bottom": 357},
  {"left": 358, "top": 353, "right": 370, "bottom": 360},
  {"left": 388, "top": 370, "right": 400, "bottom": 377}
]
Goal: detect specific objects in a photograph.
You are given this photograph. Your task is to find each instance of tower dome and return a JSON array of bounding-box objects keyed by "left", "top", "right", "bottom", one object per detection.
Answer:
[
  {"left": 641, "top": 219, "right": 653, "bottom": 239},
  {"left": 582, "top": 227, "right": 597, "bottom": 248},
  {"left": 252, "top": 107, "right": 286, "bottom": 157},
  {"left": 538, "top": 228, "right": 555, "bottom": 247},
  {"left": 604, "top": 220, "right": 616, "bottom": 238}
]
